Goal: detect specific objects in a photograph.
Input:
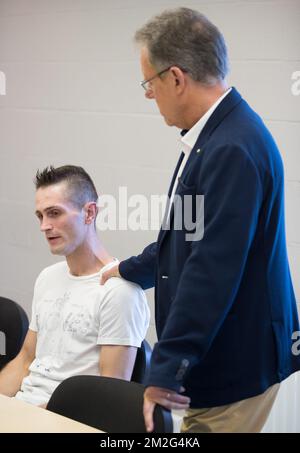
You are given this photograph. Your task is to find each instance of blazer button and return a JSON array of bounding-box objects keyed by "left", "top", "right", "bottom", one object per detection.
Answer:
[
  {"left": 161, "top": 275, "right": 169, "bottom": 279},
  {"left": 175, "top": 359, "right": 190, "bottom": 381}
]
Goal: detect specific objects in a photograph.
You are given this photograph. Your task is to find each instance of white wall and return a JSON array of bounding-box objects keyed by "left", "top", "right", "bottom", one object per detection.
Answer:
[{"left": 0, "top": 0, "right": 299, "bottom": 432}]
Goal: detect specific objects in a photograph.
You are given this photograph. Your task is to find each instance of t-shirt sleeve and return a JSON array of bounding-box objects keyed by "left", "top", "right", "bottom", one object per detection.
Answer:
[{"left": 97, "top": 278, "right": 150, "bottom": 347}]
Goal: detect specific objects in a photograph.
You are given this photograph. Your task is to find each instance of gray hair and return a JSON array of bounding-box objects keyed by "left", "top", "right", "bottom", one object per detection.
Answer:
[{"left": 134, "top": 7, "right": 229, "bottom": 85}]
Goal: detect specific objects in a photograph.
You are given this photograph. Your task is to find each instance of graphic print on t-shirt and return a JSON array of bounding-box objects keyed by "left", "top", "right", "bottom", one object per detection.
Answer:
[{"left": 36, "top": 291, "right": 95, "bottom": 366}]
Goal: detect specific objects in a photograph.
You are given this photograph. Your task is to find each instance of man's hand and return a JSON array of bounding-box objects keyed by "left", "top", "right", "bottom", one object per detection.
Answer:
[
  {"left": 100, "top": 264, "right": 120, "bottom": 285},
  {"left": 143, "top": 386, "right": 190, "bottom": 432}
]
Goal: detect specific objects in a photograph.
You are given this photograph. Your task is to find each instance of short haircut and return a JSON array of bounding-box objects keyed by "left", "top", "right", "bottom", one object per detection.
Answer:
[
  {"left": 34, "top": 165, "right": 98, "bottom": 208},
  {"left": 134, "top": 7, "right": 229, "bottom": 85}
]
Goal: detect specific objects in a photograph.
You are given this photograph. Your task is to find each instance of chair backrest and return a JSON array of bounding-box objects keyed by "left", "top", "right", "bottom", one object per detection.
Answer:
[
  {"left": 0, "top": 297, "right": 29, "bottom": 371},
  {"left": 47, "top": 375, "right": 173, "bottom": 433},
  {"left": 131, "top": 339, "right": 152, "bottom": 384}
]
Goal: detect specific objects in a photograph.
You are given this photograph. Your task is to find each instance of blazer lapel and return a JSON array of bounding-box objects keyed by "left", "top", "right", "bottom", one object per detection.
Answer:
[
  {"left": 157, "top": 87, "right": 243, "bottom": 245},
  {"left": 180, "top": 87, "right": 243, "bottom": 183},
  {"left": 158, "top": 151, "right": 185, "bottom": 243}
]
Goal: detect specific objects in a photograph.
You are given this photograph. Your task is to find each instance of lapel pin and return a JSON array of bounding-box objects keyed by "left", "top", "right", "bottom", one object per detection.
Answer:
[{"left": 196, "top": 148, "right": 201, "bottom": 153}]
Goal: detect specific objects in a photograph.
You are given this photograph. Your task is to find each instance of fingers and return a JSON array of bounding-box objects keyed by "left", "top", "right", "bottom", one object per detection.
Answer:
[
  {"left": 100, "top": 273, "right": 108, "bottom": 285},
  {"left": 166, "top": 392, "right": 190, "bottom": 404},
  {"left": 100, "top": 265, "right": 120, "bottom": 285},
  {"left": 162, "top": 392, "right": 190, "bottom": 410},
  {"left": 144, "top": 386, "right": 191, "bottom": 413},
  {"left": 164, "top": 400, "right": 190, "bottom": 410},
  {"left": 143, "top": 397, "right": 155, "bottom": 433}
]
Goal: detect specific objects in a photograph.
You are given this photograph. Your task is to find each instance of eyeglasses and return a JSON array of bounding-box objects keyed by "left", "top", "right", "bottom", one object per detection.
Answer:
[{"left": 140, "top": 67, "right": 171, "bottom": 92}]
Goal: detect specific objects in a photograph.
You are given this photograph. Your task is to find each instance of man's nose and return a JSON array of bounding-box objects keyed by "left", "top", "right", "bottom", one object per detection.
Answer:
[
  {"left": 40, "top": 220, "right": 52, "bottom": 232},
  {"left": 145, "top": 89, "right": 154, "bottom": 99}
]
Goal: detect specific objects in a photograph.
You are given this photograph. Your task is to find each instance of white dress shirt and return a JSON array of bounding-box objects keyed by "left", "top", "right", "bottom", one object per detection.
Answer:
[{"left": 166, "top": 88, "right": 232, "bottom": 222}]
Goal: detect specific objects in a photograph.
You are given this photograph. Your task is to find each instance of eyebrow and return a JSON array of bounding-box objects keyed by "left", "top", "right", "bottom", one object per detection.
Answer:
[{"left": 35, "top": 206, "right": 62, "bottom": 216}]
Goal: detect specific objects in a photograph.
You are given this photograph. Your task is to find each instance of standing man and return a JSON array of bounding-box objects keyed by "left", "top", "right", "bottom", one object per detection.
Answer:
[{"left": 101, "top": 8, "right": 300, "bottom": 432}]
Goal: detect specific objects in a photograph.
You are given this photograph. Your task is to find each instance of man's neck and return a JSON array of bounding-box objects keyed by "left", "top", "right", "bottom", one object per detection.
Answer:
[
  {"left": 182, "top": 81, "right": 229, "bottom": 130},
  {"left": 66, "top": 236, "right": 113, "bottom": 277}
]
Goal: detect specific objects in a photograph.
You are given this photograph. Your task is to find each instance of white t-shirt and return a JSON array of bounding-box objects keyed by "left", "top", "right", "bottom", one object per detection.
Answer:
[{"left": 15, "top": 260, "right": 150, "bottom": 406}]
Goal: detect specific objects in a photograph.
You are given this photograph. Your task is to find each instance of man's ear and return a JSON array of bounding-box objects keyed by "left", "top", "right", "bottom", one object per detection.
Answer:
[
  {"left": 170, "top": 66, "right": 186, "bottom": 92},
  {"left": 84, "top": 202, "right": 98, "bottom": 224}
]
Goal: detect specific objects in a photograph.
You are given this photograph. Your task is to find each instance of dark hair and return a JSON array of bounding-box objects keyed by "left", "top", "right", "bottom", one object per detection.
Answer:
[
  {"left": 135, "top": 7, "right": 229, "bottom": 85},
  {"left": 35, "top": 165, "right": 98, "bottom": 208}
]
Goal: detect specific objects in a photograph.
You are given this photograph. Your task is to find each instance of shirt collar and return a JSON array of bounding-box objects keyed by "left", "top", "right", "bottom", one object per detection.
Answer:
[{"left": 180, "top": 87, "right": 232, "bottom": 153}]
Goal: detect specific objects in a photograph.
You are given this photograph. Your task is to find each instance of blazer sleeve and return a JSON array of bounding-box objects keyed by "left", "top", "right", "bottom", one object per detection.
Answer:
[
  {"left": 119, "top": 241, "right": 157, "bottom": 290},
  {"left": 146, "top": 144, "right": 264, "bottom": 391}
]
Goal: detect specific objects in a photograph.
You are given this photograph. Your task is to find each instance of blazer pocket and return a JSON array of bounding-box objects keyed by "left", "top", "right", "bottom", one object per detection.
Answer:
[{"left": 176, "top": 177, "right": 196, "bottom": 193}]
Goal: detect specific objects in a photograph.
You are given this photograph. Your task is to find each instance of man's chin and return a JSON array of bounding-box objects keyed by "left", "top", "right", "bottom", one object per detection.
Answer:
[
  {"left": 163, "top": 116, "right": 175, "bottom": 127},
  {"left": 49, "top": 247, "right": 64, "bottom": 256}
]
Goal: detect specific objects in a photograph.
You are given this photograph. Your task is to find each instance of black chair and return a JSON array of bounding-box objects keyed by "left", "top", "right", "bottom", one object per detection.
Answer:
[
  {"left": 0, "top": 296, "right": 29, "bottom": 371},
  {"left": 47, "top": 375, "right": 173, "bottom": 433},
  {"left": 131, "top": 339, "right": 152, "bottom": 384}
]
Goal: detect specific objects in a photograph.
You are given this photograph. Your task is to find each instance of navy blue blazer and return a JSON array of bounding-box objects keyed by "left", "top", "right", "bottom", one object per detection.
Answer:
[{"left": 119, "top": 87, "right": 300, "bottom": 407}]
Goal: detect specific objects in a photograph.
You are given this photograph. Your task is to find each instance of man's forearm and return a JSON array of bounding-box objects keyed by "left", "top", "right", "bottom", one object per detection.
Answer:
[{"left": 0, "top": 357, "right": 30, "bottom": 397}]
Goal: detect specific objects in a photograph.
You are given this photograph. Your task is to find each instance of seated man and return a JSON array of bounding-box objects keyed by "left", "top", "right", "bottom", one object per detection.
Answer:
[{"left": 0, "top": 165, "right": 150, "bottom": 406}]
